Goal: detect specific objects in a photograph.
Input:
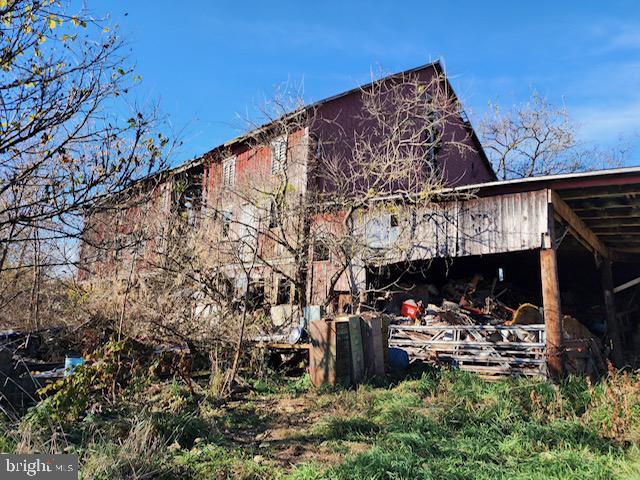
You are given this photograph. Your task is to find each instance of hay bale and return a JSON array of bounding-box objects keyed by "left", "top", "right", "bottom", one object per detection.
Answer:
[
  {"left": 506, "top": 303, "right": 542, "bottom": 325},
  {"left": 563, "top": 315, "right": 594, "bottom": 340}
]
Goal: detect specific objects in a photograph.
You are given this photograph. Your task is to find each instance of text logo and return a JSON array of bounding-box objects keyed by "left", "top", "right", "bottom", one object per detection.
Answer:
[{"left": 1, "top": 455, "right": 77, "bottom": 479}]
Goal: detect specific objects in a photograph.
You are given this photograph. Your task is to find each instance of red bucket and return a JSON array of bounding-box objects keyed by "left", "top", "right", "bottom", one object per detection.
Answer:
[{"left": 401, "top": 300, "right": 420, "bottom": 319}]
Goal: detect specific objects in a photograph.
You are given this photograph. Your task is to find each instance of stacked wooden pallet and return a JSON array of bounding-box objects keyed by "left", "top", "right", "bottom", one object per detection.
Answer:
[{"left": 388, "top": 324, "right": 548, "bottom": 378}]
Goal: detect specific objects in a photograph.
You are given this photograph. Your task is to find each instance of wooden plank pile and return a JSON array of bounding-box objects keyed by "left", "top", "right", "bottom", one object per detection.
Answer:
[{"left": 385, "top": 276, "right": 535, "bottom": 378}]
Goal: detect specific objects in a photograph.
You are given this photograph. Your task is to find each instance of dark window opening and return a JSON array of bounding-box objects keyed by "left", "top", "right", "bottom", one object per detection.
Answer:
[
  {"left": 247, "top": 281, "right": 265, "bottom": 311},
  {"left": 173, "top": 167, "right": 204, "bottom": 226},
  {"left": 222, "top": 210, "right": 232, "bottom": 238},
  {"left": 269, "top": 201, "right": 278, "bottom": 229},
  {"left": 390, "top": 214, "right": 399, "bottom": 228},
  {"left": 276, "top": 277, "right": 292, "bottom": 305},
  {"left": 313, "top": 238, "right": 330, "bottom": 261},
  {"left": 217, "top": 275, "right": 234, "bottom": 298}
]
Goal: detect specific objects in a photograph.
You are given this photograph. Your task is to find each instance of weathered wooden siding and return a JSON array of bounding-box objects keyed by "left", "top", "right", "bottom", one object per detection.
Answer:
[
  {"left": 455, "top": 190, "right": 549, "bottom": 257},
  {"left": 307, "top": 190, "right": 550, "bottom": 302},
  {"left": 359, "top": 190, "right": 549, "bottom": 265},
  {"left": 415, "top": 190, "right": 548, "bottom": 259}
]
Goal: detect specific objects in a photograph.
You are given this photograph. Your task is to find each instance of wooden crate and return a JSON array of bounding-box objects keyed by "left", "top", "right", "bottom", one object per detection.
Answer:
[
  {"left": 361, "top": 316, "right": 385, "bottom": 377},
  {"left": 309, "top": 319, "right": 352, "bottom": 387},
  {"left": 308, "top": 316, "right": 388, "bottom": 386}
]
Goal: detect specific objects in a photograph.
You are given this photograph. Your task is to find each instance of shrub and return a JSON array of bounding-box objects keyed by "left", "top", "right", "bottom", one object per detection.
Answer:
[{"left": 23, "top": 340, "right": 148, "bottom": 433}]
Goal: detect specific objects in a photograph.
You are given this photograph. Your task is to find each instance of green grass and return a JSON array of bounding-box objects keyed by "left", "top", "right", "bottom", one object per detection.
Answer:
[
  {"left": 287, "top": 370, "right": 640, "bottom": 480},
  {"left": 2, "top": 368, "right": 640, "bottom": 479}
]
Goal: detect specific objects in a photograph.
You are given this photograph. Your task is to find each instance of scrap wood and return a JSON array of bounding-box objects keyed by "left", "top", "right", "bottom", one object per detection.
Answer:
[
  {"left": 438, "top": 308, "right": 474, "bottom": 326},
  {"left": 460, "top": 305, "right": 485, "bottom": 316}
]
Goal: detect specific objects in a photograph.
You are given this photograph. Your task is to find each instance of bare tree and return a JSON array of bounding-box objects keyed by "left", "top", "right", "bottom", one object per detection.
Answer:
[
  {"left": 79, "top": 176, "right": 266, "bottom": 394},
  {"left": 196, "top": 70, "right": 478, "bottom": 318},
  {"left": 479, "top": 92, "right": 626, "bottom": 180},
  {"left": 312, "top": 70, "right": 474, "bottom": 310},
  {"left": 78, "top": 68, "right": 478, "bottom": 388},
  {"left": 0, "top": 1, "right": 171, "bottom": 327}
]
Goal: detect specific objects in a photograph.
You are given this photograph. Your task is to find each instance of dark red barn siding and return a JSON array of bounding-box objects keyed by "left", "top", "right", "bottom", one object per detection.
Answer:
[
  {"left": 310, "top": 62, "right": 494, "bottom": 190},
  {"left": 203, "top": 128, "right": 307, "bottom": 205},
  {"left": 79, "top": 63, "right": 496, "bottom": 289}
]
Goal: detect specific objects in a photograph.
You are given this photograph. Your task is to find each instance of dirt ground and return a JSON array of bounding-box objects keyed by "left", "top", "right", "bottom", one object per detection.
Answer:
[{"left": 220, "top": 393, "right": 368, "bottom": 467}]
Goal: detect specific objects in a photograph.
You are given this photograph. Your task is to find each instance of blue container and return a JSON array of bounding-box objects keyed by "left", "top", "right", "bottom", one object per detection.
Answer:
[
  {"left": 388, "top": 348, "right": 410, "bottom": 371},
  {"left": 64, "top": 356, "right": 84, "bottom": 376}
]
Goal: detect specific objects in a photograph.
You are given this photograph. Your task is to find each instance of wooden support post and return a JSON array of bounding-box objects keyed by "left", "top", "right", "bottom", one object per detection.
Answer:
[
  {"left": 601, "top": 260, "right": 624, "bottom": 367},
  {"left": 540, "top": 248, "right": 564, "bottom": 379}
]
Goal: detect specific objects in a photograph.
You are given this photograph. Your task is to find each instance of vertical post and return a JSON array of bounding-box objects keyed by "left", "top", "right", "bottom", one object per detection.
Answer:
[
  {"left": 541, "top": 191, "right": 563, "bottom": 379},
  {"left": 601, "top": 259, "right": 623, "bottom": 367},
  {"left": 540, "top": 247, "right": 564, "bottom": 379}
]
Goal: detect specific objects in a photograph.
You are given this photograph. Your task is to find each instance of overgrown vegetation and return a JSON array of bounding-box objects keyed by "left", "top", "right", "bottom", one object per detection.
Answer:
[{"left": 2, "top": 347, "right": 639, "bottom": 479}]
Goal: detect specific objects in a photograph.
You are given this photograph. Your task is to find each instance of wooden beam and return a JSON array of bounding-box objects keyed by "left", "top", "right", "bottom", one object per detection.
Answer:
[
  {"left": 550, "top": 191, "right": 610, "bottom": 259},
  {"left": 601, "top": 260, "right": 624, "bottom": 367},
  {"left": 560, "top": 184, "right": 640, "bottom": 201},
  {"left": 609, "top": 250, "right": 640, "bottom": 263},
  {"left": 581, "top": 210, "right": 640, "bottom": 220},
  {"left": 613, "top": 248, "right": 640, "bottom": 254},
  {"left": 599, "top": 238, "right": 640, "bottom": 245},
  {"left": 613, "top": 275, "right": 640, "bottom": 294},
  {"left": 591, "top": 227, "right": 640, "bottom": 235},
  {"left": 573, "top": 204, "right": 640, "bottom": 214},
  {"left": 571, "top": 198, "right": 636, "bottom": 211},
  {"left": 254, "top": 342, "right": 310, "bottom": 350},
  {"left": 585, "top": 218, "right": 640, "bottom": 228},
  {"left": 540, "top": 247, "right": 564, "bottom": 379}
]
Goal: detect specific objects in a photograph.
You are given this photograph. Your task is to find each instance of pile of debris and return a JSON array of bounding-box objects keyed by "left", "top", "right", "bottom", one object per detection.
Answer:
[
  {"left": 383, "top": 274, "right": 533, "bottom": 328},
  {"left": 383, "top": 273, "right": 607, "bottom": 378},
  {"left": 0, "top": 328, "right": 70, "bottom": 414},
  {"left": 0, "top": 321, "right": 199, "bottom": 414},
  {"left": 382, "top": 274, "right": 598, "bottom": 340}
]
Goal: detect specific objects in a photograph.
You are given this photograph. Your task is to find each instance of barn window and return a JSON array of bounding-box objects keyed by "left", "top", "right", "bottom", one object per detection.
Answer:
[
  {"left": 222, "top": 156, "right": 236, "bottom": 188},
  {"left": 276, "top": 277, "right": 292, "bottom": 305},
  {"left": 425, "top": 99, "right": 442, "bottom": 162},
  {"left": 271, "top": 135, "right": 287, "bottom": 175},
  {"left": 247, "top": 281, "right": 265, "bottom": 311},
  {"left": 268, "top": 200, "right": 278, "bottom": 229},
  {"left": 173, "top": 168, "right": 203, "bottom": 226},
  {"left": 313, "top": 238, "right": 330, "bottom": 261},
  {"left": 221, "top": 210, "right": 232, "bottom": 238}
]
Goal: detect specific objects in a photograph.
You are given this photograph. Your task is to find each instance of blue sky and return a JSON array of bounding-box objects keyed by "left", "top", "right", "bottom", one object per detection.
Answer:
[{"left": 106, "top": 1, "right": 640, "bottom": 165}]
